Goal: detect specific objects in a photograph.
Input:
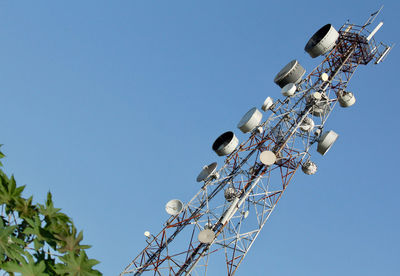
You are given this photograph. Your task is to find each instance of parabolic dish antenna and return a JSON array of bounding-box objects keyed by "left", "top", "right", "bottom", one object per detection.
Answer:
[
  {"left": 196, "top": 162, "right": 218, "bottom": 182},
  {"left": 302, "top": 160, "right": 318, "bottom": 175},
  {"left": 281, "top": 83, "right": 297, "bottom": 97},
  {"left": 262, "top": 97, "right": 274, "bottom": 111},
  {"left": 321, "top": 72, "right": 329, "bottom": 82},
  {"left": 317, "top": 130, "right": 339, "bottom": 155},
  {"left": 274, "top": 60, "right": 306, "bottom": 88},
  {"left": 212, "top": 131, "right": 239, "bottom": 156},
  {"left": 165, "top": 199, "right": 184, "bottom": 216},
  {"left": 299, "top": 117, "right": 315, "bottom": 132},
  {"left": 237, "top": 107, "right": 263, "bottom": 133},
  {"left": 260, "top": 150, "right": 277, "bottom": 166},
  {"left": 305, "top": 24, "right": 339, "bottom": 58},
  {"left": 198, "top": 229, "right": 215, "bottom": 244},
  {"left": 311, "top": 91, "right": 322, "bottom": 101},
  {"left": 338, "top": 91, "right": 356, "bottom": 107}
]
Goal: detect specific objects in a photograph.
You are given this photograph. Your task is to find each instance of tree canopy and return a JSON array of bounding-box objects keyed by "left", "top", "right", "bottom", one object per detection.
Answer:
[{"left": 0, "top": 146, "right": 101, "bottom": 275}]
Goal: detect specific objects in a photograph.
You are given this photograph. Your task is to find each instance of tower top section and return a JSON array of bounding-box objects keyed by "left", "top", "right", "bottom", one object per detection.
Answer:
[{"left": 337, "top": 6, "right": 392, "bottom": 65}]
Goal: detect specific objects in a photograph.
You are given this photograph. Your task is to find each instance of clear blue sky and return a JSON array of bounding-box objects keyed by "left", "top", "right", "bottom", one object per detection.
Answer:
[{"left": 1, "top": 1, "right": 399, "bottom": 275}]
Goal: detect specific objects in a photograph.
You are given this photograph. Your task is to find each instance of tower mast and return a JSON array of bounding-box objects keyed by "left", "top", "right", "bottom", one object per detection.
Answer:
[{"left": 121, "top": 9, "right": 391, "bottom": 276}]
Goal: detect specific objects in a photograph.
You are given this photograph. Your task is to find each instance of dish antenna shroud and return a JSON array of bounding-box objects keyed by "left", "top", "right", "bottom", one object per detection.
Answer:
[
  {"left": 262, "top": 97, "right": 274, "bottom": 111},
  {"left": 237, "top": 107, "right": 263, "bottom": 133},
  {"left": 317, "top": 130, "right": 339, "bottom": 155},
  {"left": 274, "top": 59, "right": 306, "bottom": 88},
  {"left": 212, "top": 131, "right": 239, "bottom": 156},
  {"left": 305, "top": 24, "right": 339, "bottom": 58}
]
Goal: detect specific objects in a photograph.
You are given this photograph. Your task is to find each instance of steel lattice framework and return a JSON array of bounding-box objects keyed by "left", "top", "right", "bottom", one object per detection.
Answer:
[{"left": 121, "top": 9, "right": 391, "bottom": 276}]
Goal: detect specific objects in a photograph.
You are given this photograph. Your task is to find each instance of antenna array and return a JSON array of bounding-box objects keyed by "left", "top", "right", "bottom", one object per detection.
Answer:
[{"left": 121, "top": 8, "right": 392, "bottom": 276}]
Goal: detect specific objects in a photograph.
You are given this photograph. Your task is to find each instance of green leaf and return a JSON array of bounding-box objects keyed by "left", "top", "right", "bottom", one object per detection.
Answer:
[
  {"left": 23, "top": 214, "right": 55, "bottom": 245},
  {"left": 38, "top": 192, "right": 70, "bottom": 226},
  {"left": 1, "top": 254, "right": 47, "bottom": 276},
  {"left": 33, "top": 249, "right": 57, "bottom": 275},
  {"left": 0, "top": 174, "right": 25, "bottom": 211},
  {"left": 0, "top": 220, "right": 25, "bottom": 262},
  {"left": 33, "top": 238, "right": 44, "bottom": 251},
  {"left": 55, "top": 251, "right": 101, "bottom": 276},
  {"left": 15, "top": 196, "right": 36, "bottom": 219},
  {"left": 0, "top": 145, "right": 5, "bottom": 160},
  {"left": 55, "top": 225, "right": 90, "bottom": 254}
]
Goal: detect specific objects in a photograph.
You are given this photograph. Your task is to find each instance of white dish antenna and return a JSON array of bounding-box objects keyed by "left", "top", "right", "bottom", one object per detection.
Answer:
[
  {"left": 237, "top": 107, "right": 263, "bottom": 133},
  {"left": 338, "top": 91, "right": 356, "bottom": 107},
  {"left": 321, "top": 72, "right": 329, "bottom": 82},
  {"left": 301, "top": 160, "right": 317, "bottom": 175},
  {"left": 311, "top": 91, "right": 322, "bottom": 101},
  {"left": 165, "top": 199, "right": 184, "bottom": 216},
  {"left": 144, "top": 231, "right": 151, "bottom": 238},
  {"left": 262, "top": 97, "right": 274, "bottom": 111},
  {"left": 317, "top": 130, "right": 339, "bottom": 155},
  {"left": 198, "top": 229, "right": 215, "bottom": 244},
  {"left": 260, "top": 150, "right": 277, "bottom": 166},
  {"left": 196, "top": 162, "right": 218, "bottom": 182},
  {"left": 305, "top": 24, "right": 339, "bottom": 58},
  {"left": 281, "top": 83, "right": 296, "bottom": 97},
  {"left": 274, "top": 60, "right": 306, "bottom": 88},
  {"left": 299, "top": 117, "right": 315, "bottom": 132},
  {"left": 212, "top": 131, "right": 239, "bottom": 156}
]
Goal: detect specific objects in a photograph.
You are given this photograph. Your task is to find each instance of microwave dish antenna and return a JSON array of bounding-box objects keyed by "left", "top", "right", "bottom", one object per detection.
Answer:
[
  {"left": 237, "top": 107, "right": 263, "bottom": 133},
  {"left": 212, "top": 131, "right": 239, "bottom": 156},
  {"left": 305, "top": 24, "right": 339, "bottom": 58},
  {"left": 165, "top": 199, "right": 184, "bottom": 216},
  {"left": 196, "top": 162, "right": 218, "bottom": 182},
  {"left": 273, "top": 59, "right": 306, "bottom": 88}
]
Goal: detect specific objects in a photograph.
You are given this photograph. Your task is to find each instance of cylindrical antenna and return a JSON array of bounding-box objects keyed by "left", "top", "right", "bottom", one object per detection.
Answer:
[{"left": 367, "top": 21, "right": 383, "bottom": 41}]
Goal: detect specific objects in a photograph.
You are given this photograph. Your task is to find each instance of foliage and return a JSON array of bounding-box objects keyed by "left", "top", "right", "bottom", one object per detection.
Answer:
[{"left": 0, "top": 146, "right": 101, "bottom": 275}]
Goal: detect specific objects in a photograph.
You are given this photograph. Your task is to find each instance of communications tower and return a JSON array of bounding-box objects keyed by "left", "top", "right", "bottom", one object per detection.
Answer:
[{"left": 121, "top": 8, "right": 392, "bottom": 276}]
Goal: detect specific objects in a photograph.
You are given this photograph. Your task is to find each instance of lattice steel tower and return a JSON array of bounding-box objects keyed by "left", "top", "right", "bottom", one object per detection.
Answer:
[{"left": 121, "top": 8, "right": 392, "bottom": 276}]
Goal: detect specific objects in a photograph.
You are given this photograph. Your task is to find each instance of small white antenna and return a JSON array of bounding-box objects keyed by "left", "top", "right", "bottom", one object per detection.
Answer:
[
  {"left": 367, "top": 21, "right": 384, "bottom": 41},
  {"left": 375, "top": 44, "right": 394, "bottom": 64}
]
